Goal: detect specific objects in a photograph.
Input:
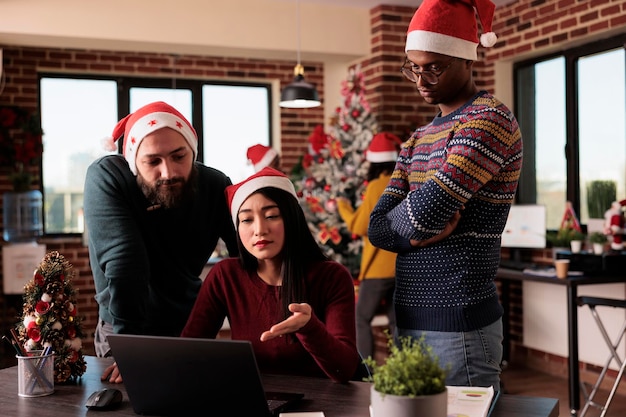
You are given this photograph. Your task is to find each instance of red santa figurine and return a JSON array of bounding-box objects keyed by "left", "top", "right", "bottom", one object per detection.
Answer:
[{"left": 604, "top": 200, "right": 626, "bottom": 251}]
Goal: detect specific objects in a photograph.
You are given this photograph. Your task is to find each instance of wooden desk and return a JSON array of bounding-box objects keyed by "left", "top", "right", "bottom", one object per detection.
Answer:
[
  {"left": 497, "top": 268, "right": 625, "bottom": 416},
  {"left": 0, "top": 356, "right": 558, "bottom": 416}
]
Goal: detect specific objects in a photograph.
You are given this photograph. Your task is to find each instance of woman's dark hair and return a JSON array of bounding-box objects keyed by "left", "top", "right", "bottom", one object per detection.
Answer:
[
  {"left": 235, "top": 187, "right": 328, "bottom": 319},
  {"left": 366, "top": 161, "right": 396, "bottom": 182}
]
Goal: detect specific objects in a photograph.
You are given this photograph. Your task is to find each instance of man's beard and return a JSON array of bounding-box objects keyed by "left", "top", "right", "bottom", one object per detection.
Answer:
[{"left": 138, "top": 166, "right": 198, "bottom": 210}]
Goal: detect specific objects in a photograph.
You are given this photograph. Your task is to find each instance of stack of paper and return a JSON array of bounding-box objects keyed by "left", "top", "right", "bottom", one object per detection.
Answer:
[{"left": 447, "top": 385, "right": 498, "bottom": 417}]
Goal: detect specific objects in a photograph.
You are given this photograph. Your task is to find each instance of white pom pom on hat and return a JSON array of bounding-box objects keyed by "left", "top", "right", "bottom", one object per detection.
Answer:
[
  {"left": 480, "top": 31, "right": 498, "bottom": 47},
  {"left": 405, "top": 0, "right": 498, "bottom": 61},
  {"left": 101, "top": 136, "right": 118, "bottom": 152},
  {"left": 105, "top": 101, "right": 198, "bottom": 176}
]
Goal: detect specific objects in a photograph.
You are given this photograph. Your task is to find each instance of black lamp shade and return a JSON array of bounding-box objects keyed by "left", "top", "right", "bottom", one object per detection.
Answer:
[{"left": 279, "top": 74, "right": 321, "bottom": 108}]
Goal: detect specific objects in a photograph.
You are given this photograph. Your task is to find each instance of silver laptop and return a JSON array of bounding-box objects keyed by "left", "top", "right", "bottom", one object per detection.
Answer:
[{"left": 107, "top": 334, "right": 303, "bottom": 416}]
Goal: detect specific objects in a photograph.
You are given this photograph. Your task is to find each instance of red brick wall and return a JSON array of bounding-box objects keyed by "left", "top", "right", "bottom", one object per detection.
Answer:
[
  {"left": 363, "top": 6, "right": 440, "bottom": 138},
  {"left": 2, "top": 0, "right": 626, "bottom": 362}
]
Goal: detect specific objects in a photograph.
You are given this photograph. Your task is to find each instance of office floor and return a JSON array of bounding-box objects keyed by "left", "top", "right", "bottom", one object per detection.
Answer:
[{"left": 500, "top": 361, "right": 626, "bottom": 417}]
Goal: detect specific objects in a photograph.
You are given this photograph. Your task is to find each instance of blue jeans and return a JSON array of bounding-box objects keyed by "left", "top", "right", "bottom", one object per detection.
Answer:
[{"left": 396, "top": 318, "right": 503, "bottom": 390}]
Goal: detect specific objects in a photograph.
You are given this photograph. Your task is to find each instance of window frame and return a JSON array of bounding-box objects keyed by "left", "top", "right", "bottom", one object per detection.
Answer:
[
  {"left": 513, "top": 34, "right": 626, "bottom": 229},
  {"left": 38, "top": 73, "right": 273, "bottom": 237}
]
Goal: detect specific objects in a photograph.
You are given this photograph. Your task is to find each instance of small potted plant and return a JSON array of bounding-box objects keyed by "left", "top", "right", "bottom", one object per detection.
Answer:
[
  {"left": 589, "top": 232, "right": 607, "bottom": 255},
  {"left": 569, "top": 230, "right": 586, "bottom": 253},
  {"left": 364, "top": 333, "right": 448, "bottom": 417}
]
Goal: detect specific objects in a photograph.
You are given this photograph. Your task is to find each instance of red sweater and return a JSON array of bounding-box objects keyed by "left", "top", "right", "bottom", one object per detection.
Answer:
[{"left": 181, "top": 258, "right": 359, "bottom": 383}]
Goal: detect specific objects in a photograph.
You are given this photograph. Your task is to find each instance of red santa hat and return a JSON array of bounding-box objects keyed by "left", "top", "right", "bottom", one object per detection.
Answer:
[
  {"left": 366, "top": 132, "right": 403, "bottom": 163},
  {"left": 405, "top": 0, "right": 497, "bottom": 61},
  {"left": 103, "top": 101, "right": 198, "bottom": 176},
  {"left": 225, "top": 167, "right": 297, "bottom": 225},
  {"left": 246, "top": 144, "right": 278, "bottom": 172}
]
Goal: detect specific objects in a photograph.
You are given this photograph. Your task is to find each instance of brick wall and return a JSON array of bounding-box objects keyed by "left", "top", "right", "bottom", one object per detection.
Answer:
[
  {"left": 1, "top": 0, "right": 626, "bottom": 374},
  {"left": 0, "top": 48, "right": 325, "bottom": 172}
]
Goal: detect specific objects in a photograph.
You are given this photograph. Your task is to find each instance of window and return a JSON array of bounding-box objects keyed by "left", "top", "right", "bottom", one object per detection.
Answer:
[
  {"left": 40, "top": 75, "right": 272, "bottom": 235},
  {"left": 514, "top": 35, "right": 626, "bottom": 230},
  {"left": 40, "top": 78, "right": 118, "bottom": 235}
]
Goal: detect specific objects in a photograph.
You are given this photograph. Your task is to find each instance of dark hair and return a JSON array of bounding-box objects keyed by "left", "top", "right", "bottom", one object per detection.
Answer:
[
  {"left": 235, "top": 187, "right": 328, "bottom": 319},
  {"left": 366, "top": 161, "right": 396, "bottom": 182}
]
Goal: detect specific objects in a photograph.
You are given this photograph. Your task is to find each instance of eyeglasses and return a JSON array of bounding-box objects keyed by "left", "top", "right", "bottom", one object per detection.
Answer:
[{"left": 400, "top": 59, "right": 455, "bottom": 85}]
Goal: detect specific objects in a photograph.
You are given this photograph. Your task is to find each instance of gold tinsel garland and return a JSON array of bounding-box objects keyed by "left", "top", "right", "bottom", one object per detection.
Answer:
[{"left": 15, "top": 251, "right": 87, "bottom": 383}]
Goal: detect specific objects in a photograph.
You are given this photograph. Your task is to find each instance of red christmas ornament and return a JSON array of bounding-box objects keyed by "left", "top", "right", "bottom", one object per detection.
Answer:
[
  {"left": 34, "top": 272, "right": 45, "bottom": 287},
  {"left": 342, "top": 124, "right": 350, "bottom": 132},
  {"left": 324, "top": 184, "right": 331, "bottom": 192},
  {"left": 351, "top": 109, "right": 360, "bottom": 118},
  {"left": 35, "top": 301, "right": 51, "bottom": 315}
]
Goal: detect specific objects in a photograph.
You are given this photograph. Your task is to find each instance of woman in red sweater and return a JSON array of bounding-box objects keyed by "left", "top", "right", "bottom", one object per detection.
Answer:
[{"left": 181, "top": 167, "right": 360, "bottom": 383}]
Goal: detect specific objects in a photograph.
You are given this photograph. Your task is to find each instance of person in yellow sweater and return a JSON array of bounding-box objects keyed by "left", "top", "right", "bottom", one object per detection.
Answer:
[{"left": 337, "top": 132, "right": 402, "bottom": 360}]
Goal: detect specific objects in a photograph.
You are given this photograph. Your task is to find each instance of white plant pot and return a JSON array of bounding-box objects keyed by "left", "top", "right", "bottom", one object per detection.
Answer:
[
  {"left": 570, "top": 240, "right": 583, "bottom": 254},
  {"left": 370, "top": 385, "right": 447, "bottom": 417},
  {"left": 593, "top": 243, "right": 604, "bottom": 255}
]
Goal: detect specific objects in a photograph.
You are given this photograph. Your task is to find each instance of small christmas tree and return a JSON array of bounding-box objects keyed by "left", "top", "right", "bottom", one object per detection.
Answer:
[
  {"left": 295, "top": 66, "right": 378, "bottom": 275},
  {"left": 15, "top": 251, "right": 87, "bottom": 383}
]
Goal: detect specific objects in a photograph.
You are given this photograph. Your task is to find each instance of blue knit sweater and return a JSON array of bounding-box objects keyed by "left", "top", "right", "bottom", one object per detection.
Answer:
[{"left": 368, "top": 91, "right": 522, "bottom": 332}]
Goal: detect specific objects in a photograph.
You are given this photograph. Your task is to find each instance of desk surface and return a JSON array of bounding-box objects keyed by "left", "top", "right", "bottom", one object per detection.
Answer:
[
  {"left": 0, "top": 356, "right": 558, "bottom": 417},
  {"left": 497, "top": 267, "right": 626, "bottom": 285}
]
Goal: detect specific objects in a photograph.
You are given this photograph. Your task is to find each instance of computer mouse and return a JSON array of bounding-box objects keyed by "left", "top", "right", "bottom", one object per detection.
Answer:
[{"left": 85, "top": 388, "right": 123, "bottom": 410}]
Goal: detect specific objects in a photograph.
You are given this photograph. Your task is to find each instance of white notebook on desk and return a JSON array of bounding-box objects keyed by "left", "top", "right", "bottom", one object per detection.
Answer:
[{"left": 447, "top": 385, "right": 499, "bottom": 417}]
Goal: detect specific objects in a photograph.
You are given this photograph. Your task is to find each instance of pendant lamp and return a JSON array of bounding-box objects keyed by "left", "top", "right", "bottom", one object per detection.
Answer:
[{"left": 279, "top": 0, "right": 321, "bottom": 109}]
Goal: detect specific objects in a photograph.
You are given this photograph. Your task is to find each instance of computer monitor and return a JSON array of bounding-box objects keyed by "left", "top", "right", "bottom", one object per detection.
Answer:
[{"left": 501, "top": 204, "right": 547, "bottom": 263}]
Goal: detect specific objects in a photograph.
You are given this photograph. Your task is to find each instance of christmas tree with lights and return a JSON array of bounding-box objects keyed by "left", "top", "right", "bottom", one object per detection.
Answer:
[
  {"left": 296, "top": 66, "right": 379, "bottom": 276},
  {"left": 15, "top": 251, "right": 87, "bottom": 383}
]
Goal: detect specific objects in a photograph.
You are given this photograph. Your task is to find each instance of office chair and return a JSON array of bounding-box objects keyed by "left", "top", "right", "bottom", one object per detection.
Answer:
[{"left": 576, "top": 296, "right": 626, "bottom": 417}]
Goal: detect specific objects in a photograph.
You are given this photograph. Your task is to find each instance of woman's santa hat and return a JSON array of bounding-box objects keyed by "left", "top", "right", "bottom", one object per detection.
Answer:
[
  {"left": 405, "top": 0, "right": 498, "bottom": 61},
  {"left": 225, "top": 167, "right": 297, "bottom": 225},
  {"left": 366, "top": 132, "right": 403, "bottom": 163},
  {"left": 246, "top": 144, "right": 278, "bottom": 172},
  {"left": 103, "top": 101, "right": 198, "bottom": 176}
]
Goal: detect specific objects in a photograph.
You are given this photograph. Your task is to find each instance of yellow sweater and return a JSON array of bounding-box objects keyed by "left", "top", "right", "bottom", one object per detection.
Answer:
[{"left": 337, "top": 173, "right": 396, "bottom": 281}]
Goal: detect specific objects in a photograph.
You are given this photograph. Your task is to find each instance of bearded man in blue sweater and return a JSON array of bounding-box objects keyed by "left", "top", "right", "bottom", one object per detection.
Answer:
[
  {"left": 368, "top": 0, "right": 522, "bottom": 390},
  {"left": 84, "top": 101, "right": 238, "bottom": 383}
]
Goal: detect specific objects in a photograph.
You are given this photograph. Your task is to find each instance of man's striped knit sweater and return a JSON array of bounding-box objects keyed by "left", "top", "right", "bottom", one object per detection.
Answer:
[{"left": 368, "top": 91, "right": 522, "bottom": 332}]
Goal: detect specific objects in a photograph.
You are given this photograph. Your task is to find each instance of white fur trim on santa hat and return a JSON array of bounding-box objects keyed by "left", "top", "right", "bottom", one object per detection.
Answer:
[
  {"left": 366, "top": 150, "right": 398, "bottom": 163},
  {"left": 406, "top": 30, "right": 478, "bottom": 61},
  {"left": 229, "top": 175, "right": 297, "bottom": 225},
  {"left": 124, "top": 111, "right": 197, "bottom": 176},
  {"left": 253, "top": 148, "right": 278, "bottom": 172}
]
